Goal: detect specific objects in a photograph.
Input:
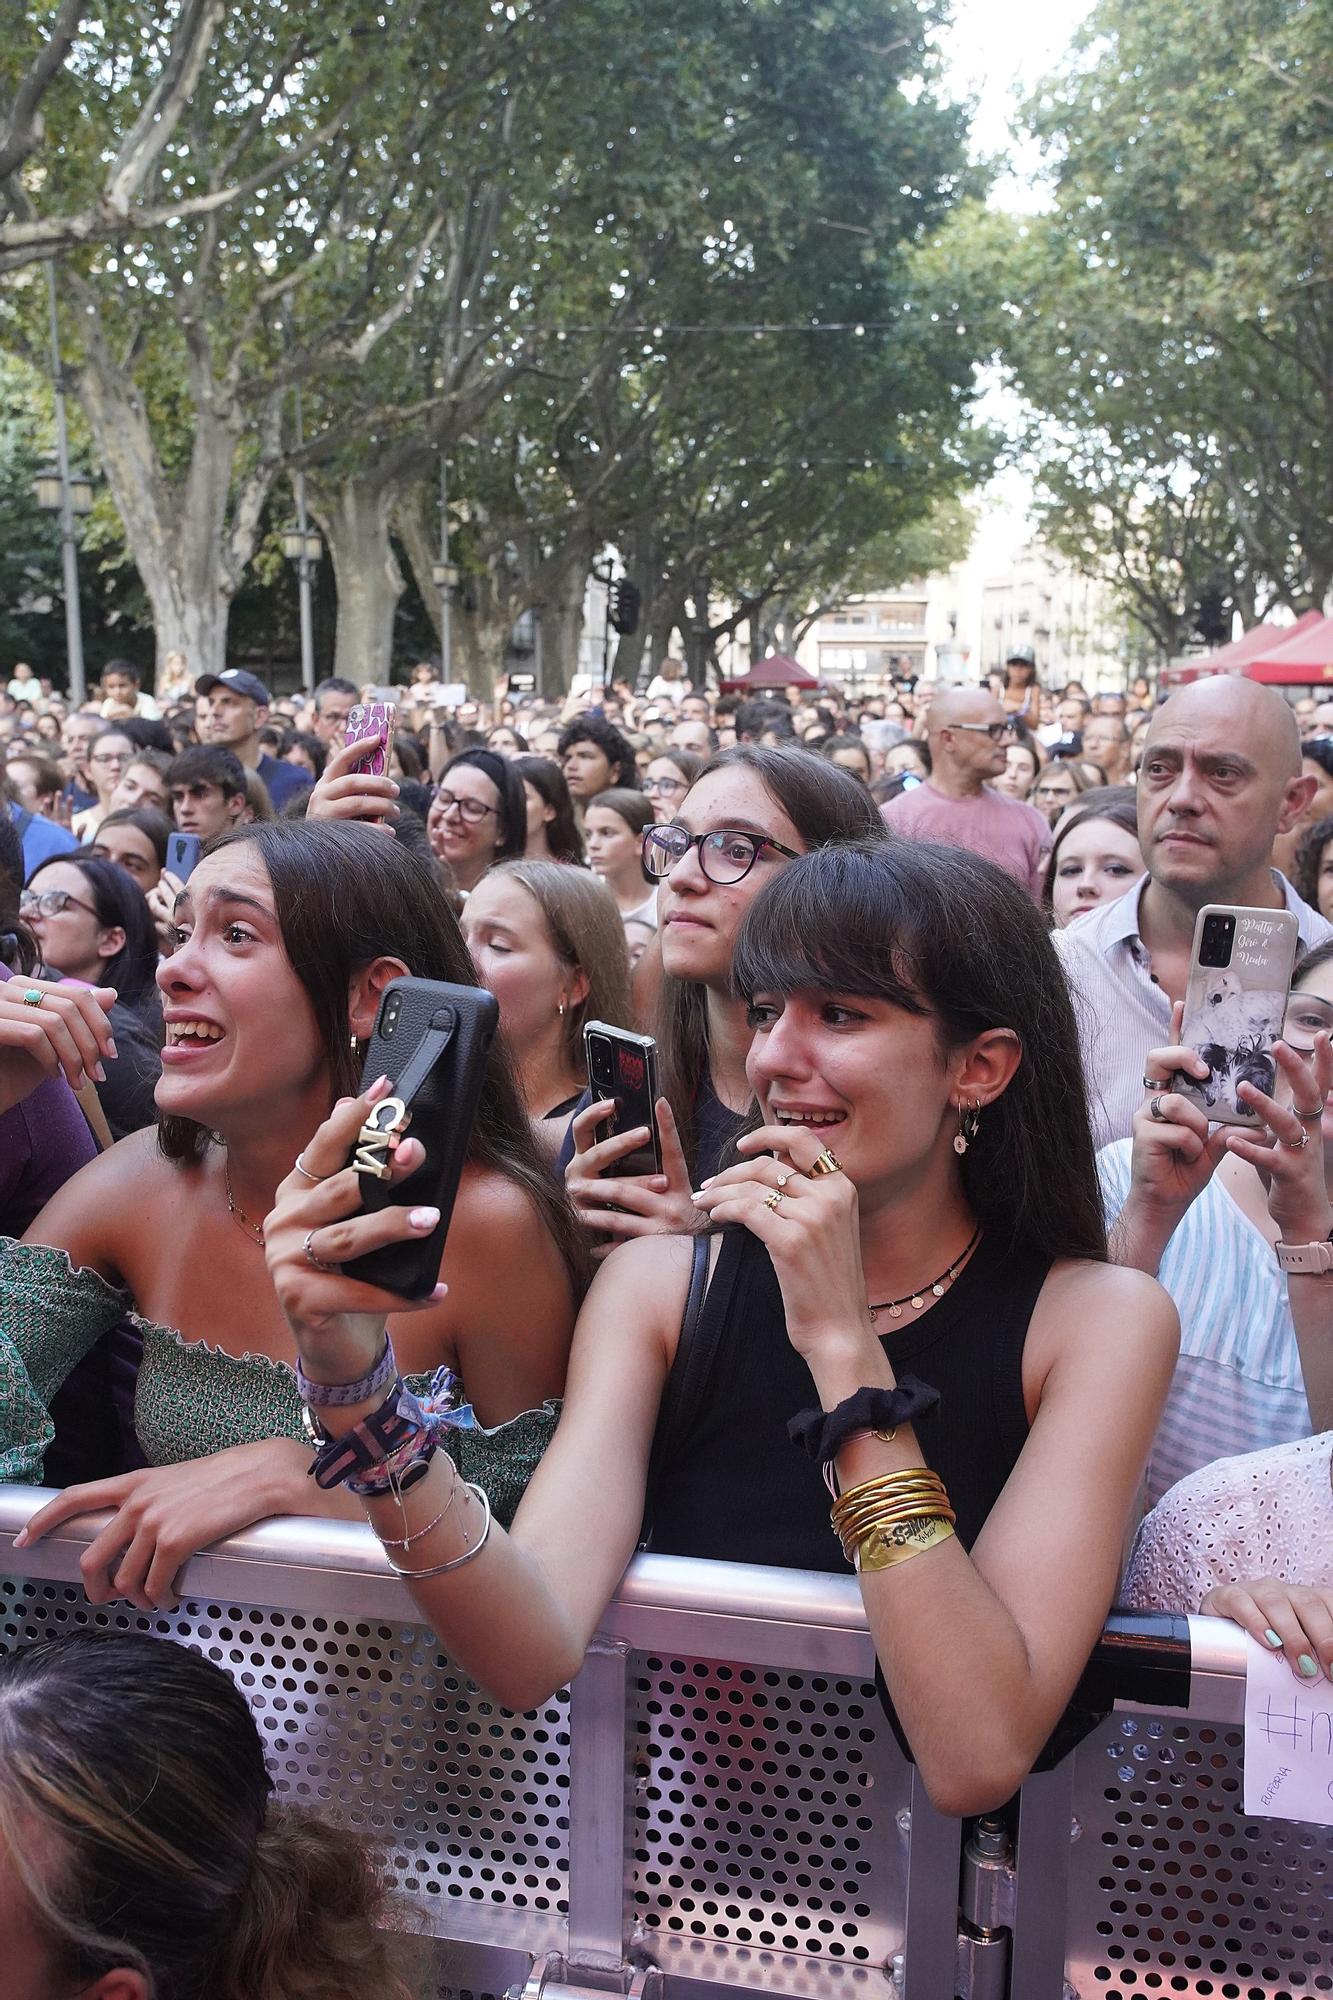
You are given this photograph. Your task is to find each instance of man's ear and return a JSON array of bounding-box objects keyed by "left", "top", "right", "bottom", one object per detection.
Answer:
[
  {"left": 1277, "top": 772, "right": 1318, "bottom": 836},
  {"left": 347, "top": 956, "right": 411, "bottom": 1043}
]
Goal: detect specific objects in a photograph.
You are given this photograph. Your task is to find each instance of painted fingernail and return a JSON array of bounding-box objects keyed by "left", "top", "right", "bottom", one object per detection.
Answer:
[
  {"left": 107, "top": 1039, "right": 118, "bottom": 1059},
  {"left": 699, "top": 1175, "right": 714, "bottom": 1188},
  {"left": 93, "top": 1063, "right": 106, "bottom": 1083},
  {"left": 368, "top": 1074, "right": 392, "bottom": 1101},
  {"left": 429, "top": 1283, "right": 448, "bottom": 1302},
  {"left": 690, "top": 1191, "right": 707, "bottom": 1204},
  {"left": 12, "top": 1529, "right": 27, "bottom": 1548},
  {"left": 1265, "top": 1627, "right": 1285, "bottom": 1648},
  {"left": 408, "top": 1206, "right": 440, "bottom": 1231},
  {"left": 1298, "top": 1653, "right": 1320, "bottom": 1678}
]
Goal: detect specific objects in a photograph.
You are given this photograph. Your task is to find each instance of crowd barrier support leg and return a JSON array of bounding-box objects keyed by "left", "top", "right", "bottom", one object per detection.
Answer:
[
  {"left": 1006, "top": 1758, "right": 1076, "bottom": 2000},
  {"left": 566, "top": 1635, "right": 635, "bottom": 1986},
  {"left": 897, "top": 1765, "right": 965, "bottom": 2000}
]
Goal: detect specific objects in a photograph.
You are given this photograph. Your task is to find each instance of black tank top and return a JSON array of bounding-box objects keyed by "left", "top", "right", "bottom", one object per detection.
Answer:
[{"left": 649, "top": 1224, "right": 1050, "bottom": 1572}]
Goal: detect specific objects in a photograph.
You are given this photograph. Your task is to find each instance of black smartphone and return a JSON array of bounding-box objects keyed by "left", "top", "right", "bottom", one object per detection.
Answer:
[
  {"left": 584, "top": 1021, "right": 663, "bottom": 1177},
  {"left": 166, "top": 831, "right": 202, "bottom": 882},
  {"left": 343, "top": 977, "right": 499, "bottom": 1300}
]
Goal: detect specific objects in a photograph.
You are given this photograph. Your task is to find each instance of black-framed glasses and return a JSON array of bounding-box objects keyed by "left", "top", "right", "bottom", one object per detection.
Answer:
[
  {"left": 949, "top": 721, "right": 1013, "bottom": 742},
  {"left": 642, "top": 823, "right": 800, "bottom": 885},
  {"left": 434, "top": 790, "right": 497, "bottom": 824},
  {"left": 642, "top": 775, "right": 688, "bottom": 796},
  {"left": 20, "top": 888, "right": 100, "bottom": 920}
]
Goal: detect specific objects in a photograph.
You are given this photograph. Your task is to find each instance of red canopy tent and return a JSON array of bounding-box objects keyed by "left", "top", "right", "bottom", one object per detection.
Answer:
[
  {"left": 1244, "top": 614, "right": 1333, "bottom": 684},
  {"left": 720, "top": 652, "right": 820, "bottom": 691},
  {"left": 1158, "top": 611, "right": 1325, "bottom": 687}
]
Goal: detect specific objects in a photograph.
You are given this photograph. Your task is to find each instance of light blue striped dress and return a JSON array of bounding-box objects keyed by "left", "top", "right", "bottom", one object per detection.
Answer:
[{"left": 1097, "top": 1142, "right": 1312, "bottom": 1505}]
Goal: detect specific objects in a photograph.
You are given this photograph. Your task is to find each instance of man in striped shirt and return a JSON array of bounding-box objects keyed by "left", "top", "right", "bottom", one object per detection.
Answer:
[{"left": 1056, "top": 676, "right": 1333, "bottom": 1150}]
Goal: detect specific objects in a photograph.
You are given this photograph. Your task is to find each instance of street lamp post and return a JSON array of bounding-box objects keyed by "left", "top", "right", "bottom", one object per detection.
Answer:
[
  {"left": 38, "top": 263, "right": 93, "bottom": 706},
  {"left": 290, "top": 377, "right": 317, "bottom": 694}
]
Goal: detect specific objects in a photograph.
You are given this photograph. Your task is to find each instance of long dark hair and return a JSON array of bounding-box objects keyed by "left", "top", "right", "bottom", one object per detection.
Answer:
[
  {"left": 0, "top": 1628, "right": 410, "bottom": 2000},
  {"left": 655, "top": 745, "right": 887, "bottom": 1168},
  {"left": 730, "top": 839, "right": 1107, "bottom": 1264},
  {"left": 157, "top": 821, "right": 588, "bottom": 1296},
  {"left": 441, "top": 748, "right": 527, "bottom": 861},
  {"left": 93, "top": 802, "right": 174, "bottom": 868},
  {"left": 0, "top": 811, "right": 37, "bottom": 973},
  {"left": 513, "top": 754, "right": 585, "bottom": 864},
  {"left": 28, "top": 850, "right": 159, "bottom": 1010},
  {"left": 1293, "top": 811, "right": 1333, "bottom": 911}
]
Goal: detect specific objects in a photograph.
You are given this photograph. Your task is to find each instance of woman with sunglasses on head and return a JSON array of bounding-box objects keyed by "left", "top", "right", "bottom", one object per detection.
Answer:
[
  {"left": 265, "top": 838, "right": 1177, "bottom": 1816},
  {"left": 0, "top": 821, "right": 585, "bottom": 1606},
  {"left": 563, "top": 747, "right": 885, "bottom": 1249},
  {"left": 23, "top": 854, "right": 162, "bottom": 1141},
  {"left": 1102, "top": 947, "right": 1333, "bottom": 1506}
]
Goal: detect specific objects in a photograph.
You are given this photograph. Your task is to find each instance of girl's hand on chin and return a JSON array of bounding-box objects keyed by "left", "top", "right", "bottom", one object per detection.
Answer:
[
  {"left": 690, "top": 1122, "right": 875, "bottom": 1362},
  {"left": 264, "top": 1077, "right": 447, "bottom": 1387}
]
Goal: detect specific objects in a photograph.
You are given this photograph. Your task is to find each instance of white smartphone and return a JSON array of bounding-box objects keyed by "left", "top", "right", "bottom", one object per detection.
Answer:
[{"left": 1172, "top": 904, "right": 1300, "bottom": 1125}]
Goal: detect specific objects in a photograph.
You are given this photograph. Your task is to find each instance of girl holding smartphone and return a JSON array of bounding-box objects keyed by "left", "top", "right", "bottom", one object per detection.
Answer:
[
  {"left": 3, "top": 821, "right": 585, "bottom": 1602},
  {"left": 265, "top": 839, "right": 1178, "bottom": 1816}
]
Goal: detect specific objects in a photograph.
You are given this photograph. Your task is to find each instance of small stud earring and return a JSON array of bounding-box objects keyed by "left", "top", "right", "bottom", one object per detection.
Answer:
[
  {"left": 954, "top": 1099, "right": 982, "bottom": 1155},
  {"left": 558, "top": 998, "right": 566, "bottom": 1018}
]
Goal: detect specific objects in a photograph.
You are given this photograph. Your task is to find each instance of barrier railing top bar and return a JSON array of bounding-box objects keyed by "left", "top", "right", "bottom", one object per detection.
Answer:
[{"left": 0, "top": 1486, "right": 1255, "bottom": 1698}]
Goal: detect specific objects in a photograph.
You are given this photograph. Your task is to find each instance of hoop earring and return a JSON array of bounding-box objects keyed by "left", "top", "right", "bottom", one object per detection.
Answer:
[
  {"left": 953, "top": 1099, "right": 982, "bottom": 1156},
  {"left": 557, "top": 999, "right": 566, "bottom": 1018},
  {"left": 350, "top": 1032, "right": 360, "bottom": 1053}
]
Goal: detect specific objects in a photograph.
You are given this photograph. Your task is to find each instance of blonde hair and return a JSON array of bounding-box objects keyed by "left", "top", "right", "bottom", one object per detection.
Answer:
[{"left": 489, "top": 858, "right": 634, "bottom": 1063}]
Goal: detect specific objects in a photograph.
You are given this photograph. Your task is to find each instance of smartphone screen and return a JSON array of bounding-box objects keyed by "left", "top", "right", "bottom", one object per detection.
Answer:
[
  {"left": 166, "top": 831, "right": 202, "bottom": 882},
  {"left": 584, "top": 1022, "right": 662, "bottom": 1176},
  {"left": 344, "top": 702, "right": 392, "bottom": 777}
]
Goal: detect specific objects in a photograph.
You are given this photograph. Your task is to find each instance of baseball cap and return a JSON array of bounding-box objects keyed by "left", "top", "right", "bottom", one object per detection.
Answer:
[
  {"left": 1005, "top": 644, "right": 1037, "bottom": 668},
  {"left": 195, "top": 667, "right": 272, "bottom": 706}
]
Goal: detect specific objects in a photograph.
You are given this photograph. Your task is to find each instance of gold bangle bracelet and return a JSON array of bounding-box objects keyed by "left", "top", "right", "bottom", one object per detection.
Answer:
[
  {"left": 833, "top": 1471, "right": 949, "bottom": 1513},
  {"left": 836, "top": 1507, "right": 955, "bottom": 1561},
  {"left": 832, "top": 1476, "right": 952, "bottom": 1536},
  {"left": 855, "top": 1515, "right": 956, "bottom": 1573},
  {"left": 835, "top": 1500, "right": 956, "bottom": 1543}
]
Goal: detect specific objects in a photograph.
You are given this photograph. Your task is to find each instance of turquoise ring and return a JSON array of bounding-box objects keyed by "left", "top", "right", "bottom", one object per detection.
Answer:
[{"left": 21, "top": 989, "right": 43, "bottom": 1008}]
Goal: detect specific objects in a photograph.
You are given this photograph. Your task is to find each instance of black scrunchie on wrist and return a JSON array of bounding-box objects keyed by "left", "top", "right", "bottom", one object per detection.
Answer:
[{"left": 788, "top": 1377, "right": 941, "bottom": 1467}]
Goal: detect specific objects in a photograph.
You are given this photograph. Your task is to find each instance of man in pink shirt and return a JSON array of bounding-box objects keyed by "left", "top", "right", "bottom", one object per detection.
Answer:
[{"left": 880, "top": 687, "right": 1052, "bottom": 898}]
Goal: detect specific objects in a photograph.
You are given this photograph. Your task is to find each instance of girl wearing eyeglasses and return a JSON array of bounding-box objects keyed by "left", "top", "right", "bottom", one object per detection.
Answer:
[
  {"left": 23, "top": 854, "right": 162, "bottom": 1140},
  {"left": 563, "top": 746, "right": 884, "bottom": 1247},
  {"left": 641, "top": 749, "right": 705, "bottom": 823}
]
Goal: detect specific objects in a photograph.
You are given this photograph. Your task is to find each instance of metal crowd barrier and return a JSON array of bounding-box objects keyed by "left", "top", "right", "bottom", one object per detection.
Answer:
[{"left": 0, "top": 1488, "right": 1328, "bottom": 2000}]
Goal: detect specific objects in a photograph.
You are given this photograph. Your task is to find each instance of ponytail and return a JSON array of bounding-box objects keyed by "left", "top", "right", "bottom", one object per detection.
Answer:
[{"left": 224, "top": 1803, "right": 412, "bottom": 2000}]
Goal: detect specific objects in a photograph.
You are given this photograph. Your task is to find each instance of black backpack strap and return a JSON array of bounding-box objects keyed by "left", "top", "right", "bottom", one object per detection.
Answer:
[{"left": 640, "top": 1230, "right": 714, "bottom": 1548}]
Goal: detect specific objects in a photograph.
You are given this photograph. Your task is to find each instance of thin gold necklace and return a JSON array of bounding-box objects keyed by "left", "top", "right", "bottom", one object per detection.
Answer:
[{"left": 224, "top": 1157, "right": 266, "bottom": 1248}]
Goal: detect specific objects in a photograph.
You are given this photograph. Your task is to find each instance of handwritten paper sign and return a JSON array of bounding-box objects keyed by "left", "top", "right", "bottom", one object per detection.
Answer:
[{"left": 1243, "top": 1632, "right": 1333, "bottom": 1825}]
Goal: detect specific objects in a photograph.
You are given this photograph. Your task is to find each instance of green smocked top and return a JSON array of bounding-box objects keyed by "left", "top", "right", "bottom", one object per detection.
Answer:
[{"left": 0, "top": 1239, "right": 557, "bottom": 1525}]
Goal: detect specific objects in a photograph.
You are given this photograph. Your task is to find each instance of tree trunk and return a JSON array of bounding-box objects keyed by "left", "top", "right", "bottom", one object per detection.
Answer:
[
  {"left": 542, "top": 553, "right": 591, "bottom": 692},
  {"left": 313, "top": 473, "right": 405, "bottom": 688}
]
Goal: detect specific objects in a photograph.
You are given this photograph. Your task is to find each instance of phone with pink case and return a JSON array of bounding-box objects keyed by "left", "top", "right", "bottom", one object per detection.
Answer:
[{"left": 344, "top": 702, "right": 393, "bottom": 777}]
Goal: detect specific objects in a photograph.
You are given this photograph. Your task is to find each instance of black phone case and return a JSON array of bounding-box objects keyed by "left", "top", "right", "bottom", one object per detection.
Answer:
[{"left": 344, "top": 977, "right": 499, "bottom": 1300}]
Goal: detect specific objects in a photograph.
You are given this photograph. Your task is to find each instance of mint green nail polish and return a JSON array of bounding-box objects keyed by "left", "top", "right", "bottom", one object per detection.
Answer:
[
  {"left": 1298, "top": 1653, "right": 1319, "bottom": 1678},
  {"left": 1264, "top": 1627, "right": 1284, "bottom": 1648}
]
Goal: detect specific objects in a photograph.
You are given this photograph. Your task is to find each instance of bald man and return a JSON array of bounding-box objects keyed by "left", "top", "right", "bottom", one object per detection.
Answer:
[
  {"left": 879, "top": 685, "right": 1052, "bottom": 897},
  {"left": 1056, "top": 676, "right": 1333, "bottom": 1146}
]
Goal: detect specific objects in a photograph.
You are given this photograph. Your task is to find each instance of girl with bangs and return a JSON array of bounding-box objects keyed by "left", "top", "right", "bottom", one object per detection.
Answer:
[{"left": 269, "top": 838, "right": 1179, "bottom": 1816}]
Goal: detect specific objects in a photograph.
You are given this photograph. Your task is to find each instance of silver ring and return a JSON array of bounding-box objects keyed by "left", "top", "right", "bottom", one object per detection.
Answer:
[
  {"left": 1281, "top": 1129, "right": 1311, "bottom": 1152},
  {"left": 302, "top": 1228, "right": 340, "bottom": 1273},
  {"left": 1294, "top": 1105, "right": 1326, "bottom": 1125},
  {"left": 775, "top": 1170, "right": 791, "bottom": 1190},
  {"left": 1143, "top": 1075, "right": 1170, "bottom": 1091},
  {"left": 1148, "top": 1095, "right": 1168, "bottom": 1122},
  {"left": 293, "top": 1152, "right": 328, "bottom": 1184}
]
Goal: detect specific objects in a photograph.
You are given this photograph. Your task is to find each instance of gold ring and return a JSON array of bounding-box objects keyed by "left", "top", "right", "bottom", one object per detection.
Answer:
[
  {"left": 21, "top": 989, "right": 43, "bottom": 1008},
  {"left": 764, "top": 1189, "right": 785, "bottom": 1211},
  {"left": 775, "top": 1170, "right": 791, "bottom": 1189},
  {"left": 806, "top": 1148, "right": 842, "bottom": 1178}
]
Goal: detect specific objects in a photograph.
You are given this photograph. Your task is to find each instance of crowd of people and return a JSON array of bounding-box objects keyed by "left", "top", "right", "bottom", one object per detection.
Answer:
[{"left": 3, "top": 640, "right": 1333, "bottom": 1984}]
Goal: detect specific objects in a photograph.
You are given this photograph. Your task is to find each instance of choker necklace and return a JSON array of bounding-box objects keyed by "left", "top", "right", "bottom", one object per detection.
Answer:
[
  {"left": 868, "top": 1226, "right": 982, "bottom": 1322},
  {"left": 224, "top": 1157, "right": 267, "bottom": 1248}
]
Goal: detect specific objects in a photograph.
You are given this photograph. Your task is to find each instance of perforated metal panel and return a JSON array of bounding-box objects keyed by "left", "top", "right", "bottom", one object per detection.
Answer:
[
  {"left": 1067, "top": 1712, "right": 1333, "bottom": 1999},
  {"left": 0, "top": 1576, "right": 570, "bottom": 1951},
  {"left": 628, "top": 1649, "right": 908, "bottom": 1976}
]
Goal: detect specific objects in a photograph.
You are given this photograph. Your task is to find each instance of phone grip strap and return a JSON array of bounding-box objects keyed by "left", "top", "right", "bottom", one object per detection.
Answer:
[{"left": 355, "top": 1006, "right": 458, "bottom": 1186}]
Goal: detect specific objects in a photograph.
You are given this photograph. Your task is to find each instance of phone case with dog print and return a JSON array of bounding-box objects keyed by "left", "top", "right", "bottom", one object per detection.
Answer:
[{"left": 1173, "top": 904, "right": 1299, "bottom": 1125}]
